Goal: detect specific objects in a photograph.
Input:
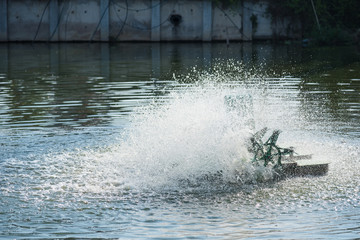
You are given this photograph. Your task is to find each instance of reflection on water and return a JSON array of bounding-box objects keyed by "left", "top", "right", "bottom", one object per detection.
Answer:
[
  {"left": 0, "top": 43, "right": 359, "bottom": 135},
  {"left": 0, "top": 43, "right": 359, "bottom": 239},
  {"left": 0, "top": 44, "right": 158, "bottom": 129}
]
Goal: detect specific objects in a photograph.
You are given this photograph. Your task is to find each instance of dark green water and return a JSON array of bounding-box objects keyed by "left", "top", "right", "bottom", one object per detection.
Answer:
[{"left": 0, "top": 43, "right": 359, "bottom": 239}]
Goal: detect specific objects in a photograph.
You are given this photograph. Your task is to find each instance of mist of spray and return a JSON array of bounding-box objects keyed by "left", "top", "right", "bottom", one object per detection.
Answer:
[
  {"left": 112, "top": 62, "right": 287, "bottom": 190},
  {"left": 27, "top": 60, "right": 359, "bottom": 196}
]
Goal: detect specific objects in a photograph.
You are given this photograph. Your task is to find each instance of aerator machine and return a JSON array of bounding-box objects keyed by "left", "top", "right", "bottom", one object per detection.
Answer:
[{"left": 249, "top": 127, "right": 328, "bottom": 178}]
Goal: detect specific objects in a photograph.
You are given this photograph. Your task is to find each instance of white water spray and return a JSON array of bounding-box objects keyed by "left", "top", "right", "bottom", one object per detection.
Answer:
[
  {"left": 29, "top": 60, "right": 359, "bottom": 196},
  {"left": 109, "top": 63, "right": 296, "bottom": 190}
]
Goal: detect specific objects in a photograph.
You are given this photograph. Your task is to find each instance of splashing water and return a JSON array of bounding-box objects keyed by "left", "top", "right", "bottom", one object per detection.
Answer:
[
  {"left": 43, "top": 60, "right": 348, "bottom": 193},
  {"left": 2, "top": 44, "right": 360, "bottom": 239},
  {"left": 4, "top": 60, "right": 358, "bottom": 200},
  {"left": 109, "top": 63, "right": 291, "bottom": 190},
  {"left": 117, "top": 88, "right": 252, "bottom": 189}
]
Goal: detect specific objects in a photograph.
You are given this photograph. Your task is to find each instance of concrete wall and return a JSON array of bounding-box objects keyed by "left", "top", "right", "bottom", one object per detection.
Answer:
[{"left": 0, "top": 0, "right": 300, "bottom": 42}]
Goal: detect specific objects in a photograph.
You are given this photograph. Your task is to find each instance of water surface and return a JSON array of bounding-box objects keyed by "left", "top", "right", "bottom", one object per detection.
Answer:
[{"left": 0, "top": 43, "right": 359, "bottom": 239}]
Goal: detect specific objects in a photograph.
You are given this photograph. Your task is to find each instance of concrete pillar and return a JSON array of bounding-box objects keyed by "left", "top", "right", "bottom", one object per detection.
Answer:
[
  {"left": 151, "top": 0, "right": 160, "bottom": 41},
  {"left": 202, "top": 0, "right": 212, "bottom": 42},
  {"left": 0, "top": 0, "right": 8, "bottom": 41},
  {"left": 242, "top": 1, "right": 252, "bottom": 41},
  {"left": 100, "top": 0, "right": 109, "bottom": 41},
  {"left": 49, "top": 0, "right": 59, "bottom": 41}
]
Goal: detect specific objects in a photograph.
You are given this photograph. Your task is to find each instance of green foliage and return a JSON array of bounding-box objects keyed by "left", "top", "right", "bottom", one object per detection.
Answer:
[
  {"left": 213, "top": 0, "right": 360, "bottom": 45},
  {"left": 311, "top": 26, "right": 353, "bottom": 46},
  {"left": 267, "top": 0, "right": 360, "bottom": 45}
]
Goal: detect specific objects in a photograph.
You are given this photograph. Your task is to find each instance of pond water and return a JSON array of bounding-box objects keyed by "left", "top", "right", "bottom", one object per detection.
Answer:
[{"left": 0, "top": 43, "right": 359, "bottom": 239}]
